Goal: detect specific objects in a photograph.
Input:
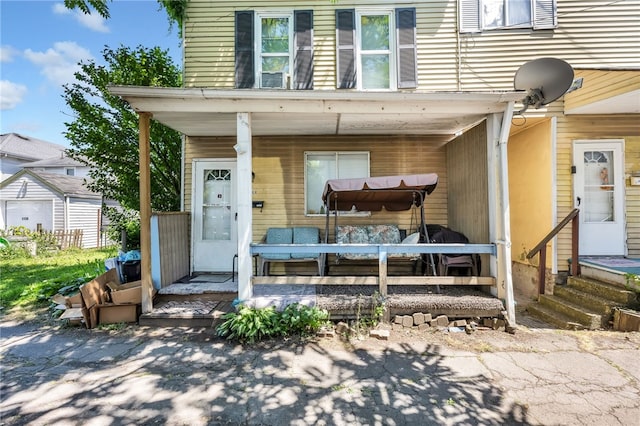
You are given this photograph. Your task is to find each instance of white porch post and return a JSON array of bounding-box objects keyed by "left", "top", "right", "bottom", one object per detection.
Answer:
[
  {"left": 236, "top": 112, "right": 253, "bottom": 301},
  {"left": 491, "top": 102, "right": 516, "bottom": 325}
]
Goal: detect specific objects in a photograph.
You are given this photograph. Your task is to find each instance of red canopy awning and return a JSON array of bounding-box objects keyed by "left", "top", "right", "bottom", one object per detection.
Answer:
[{"left": 322, "top": 173, "right": 438, "bottom": 212}]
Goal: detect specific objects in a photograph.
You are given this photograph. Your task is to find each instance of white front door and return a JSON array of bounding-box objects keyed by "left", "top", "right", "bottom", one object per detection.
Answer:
[
  {"left": 573, "top": 140, "right": 625, "bottom": 256},
  {"left": 192, "top": 160, "right": 237, "bottom": 272}
]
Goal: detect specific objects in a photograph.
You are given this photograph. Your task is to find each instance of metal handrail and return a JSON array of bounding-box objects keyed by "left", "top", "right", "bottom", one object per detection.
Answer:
[{"left": 526, "top": 208, "right": 580, "bottom": 295}]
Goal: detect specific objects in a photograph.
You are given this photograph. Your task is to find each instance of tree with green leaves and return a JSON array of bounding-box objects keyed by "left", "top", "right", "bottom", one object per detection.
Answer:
[
  {"left": 64, "top": 0, "right": 187, "bottom": 36},
  {"left": 63, "top": 45, "right": 182, "bottom": 245}
]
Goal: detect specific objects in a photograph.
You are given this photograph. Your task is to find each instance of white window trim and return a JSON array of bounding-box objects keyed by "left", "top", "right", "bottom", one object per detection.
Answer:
[
  {"left": 356, "top": 9, "right": 396, "bottom": 91},
  {"left": 255, "top": 11, "right": 294, "bottom": 89},
  {"left": 481, "top": 0, "right": 532, "bottom": 30},
  {"left": 304, "top": 151, "right": 371, "bottom": 217}
]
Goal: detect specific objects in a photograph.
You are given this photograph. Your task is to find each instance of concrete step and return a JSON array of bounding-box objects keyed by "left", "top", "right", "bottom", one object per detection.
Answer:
[
  {"left": 526, "top": 302, "right": 590, "bottom": 330},
  {"left": 538, "top": 294, "right": 604, "bottom": 329},
  {"left": 553, "top": 285, "right": 621, "bottom": 317},
  {"left": 139, "top": 299, "right": 233, "bottom": 328},
  {"left": 568, "top": 276, "right": 636, "bottom": 306}
]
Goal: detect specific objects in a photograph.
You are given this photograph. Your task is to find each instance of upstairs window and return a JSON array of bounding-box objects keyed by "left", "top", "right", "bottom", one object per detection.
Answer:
[
  {"left": 459, "top": 0, "right": 557, "bottom": 33},
  {"left": 337, "top": 8, "right": 417, "bottom": 90},
  {"left": 235, "top": 10, "right": 314, "bottom": 89},
  {"left": 358, "top": 12, "right": 393, "bottom": 90},
  {"left": 65, "top": 167, "right": 75, "bottom": 176},
  {"left": 258, "top": 14, "right": 292, "bottom": 88}
]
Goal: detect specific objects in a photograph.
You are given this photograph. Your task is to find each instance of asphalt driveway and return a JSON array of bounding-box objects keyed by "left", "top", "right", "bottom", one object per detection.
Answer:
[{"left": 1, "top": 315, "right": 639, "bottom": 425}]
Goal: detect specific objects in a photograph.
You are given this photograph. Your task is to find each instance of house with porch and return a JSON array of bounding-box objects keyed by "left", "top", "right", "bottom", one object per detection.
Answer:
[{"left": 110, "top": 0, "right": 640, "bottom": 327}]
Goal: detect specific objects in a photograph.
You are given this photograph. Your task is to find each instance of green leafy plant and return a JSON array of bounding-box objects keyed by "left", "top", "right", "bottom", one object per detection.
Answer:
[{"left": 217, "top": 303, "right": 329, "bottom": 344}]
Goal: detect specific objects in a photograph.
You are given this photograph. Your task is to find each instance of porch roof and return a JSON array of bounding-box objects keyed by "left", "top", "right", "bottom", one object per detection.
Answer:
[{"left": 108, "top": 87, "right": 523, "bottom": 139}]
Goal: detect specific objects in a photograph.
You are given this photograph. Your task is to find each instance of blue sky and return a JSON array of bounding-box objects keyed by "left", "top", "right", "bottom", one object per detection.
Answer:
[{"left": 1, "top": 0, "right": 181, "bottom": 147}]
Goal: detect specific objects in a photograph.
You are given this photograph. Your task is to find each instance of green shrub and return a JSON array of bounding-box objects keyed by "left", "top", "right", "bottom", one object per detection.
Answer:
[{"left": 217, "top": 303, "right": 329, "bottom": 344}]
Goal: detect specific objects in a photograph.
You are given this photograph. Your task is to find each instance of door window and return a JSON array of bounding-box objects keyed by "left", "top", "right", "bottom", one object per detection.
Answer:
[
  {"left": 202, "top": 169, "right": 232, "bottom": 240},
  {"left": 582, "top": 151, "right": 614, "bottom": 223}
]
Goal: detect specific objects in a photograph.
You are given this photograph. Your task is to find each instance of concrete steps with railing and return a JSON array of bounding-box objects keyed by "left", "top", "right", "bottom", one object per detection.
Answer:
[{"left": 526, "top": 272, "right": 637, "bottom": 330}]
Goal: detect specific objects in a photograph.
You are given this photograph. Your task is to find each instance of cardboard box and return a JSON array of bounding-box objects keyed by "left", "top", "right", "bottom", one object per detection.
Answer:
[
  {"left": 98, "top": 304, "right": 139, "bottom": 325},
  {"left": 109, "top": 280, "right": 142, "bottom": 304}
]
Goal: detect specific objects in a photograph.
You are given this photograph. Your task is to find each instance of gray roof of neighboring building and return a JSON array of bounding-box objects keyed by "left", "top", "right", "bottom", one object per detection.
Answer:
[
  {"left": 22, "top": 155, "right": 87, "bottom": 168},
  {"left": 0, "top": 133, "right": 66, "bottom": 162},
  {"left": 1, "top": 169, "right": 102, "bottom": 199}
]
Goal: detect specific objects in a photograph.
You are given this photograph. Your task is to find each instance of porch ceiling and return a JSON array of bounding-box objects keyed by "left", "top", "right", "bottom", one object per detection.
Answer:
[{"left": 108, "top": 86, "right": 524, "bottom": 139}]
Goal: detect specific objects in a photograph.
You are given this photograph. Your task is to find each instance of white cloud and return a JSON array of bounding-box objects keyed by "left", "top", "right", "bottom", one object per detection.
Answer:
[
  {"left": 0, "top": 45, "right": 19, "bottom": 62},
  {"left": 53, "top": 2, "right": 109, "bottom": 33},
  {"left": 24, "top": 42, "right": 94, "bottom": 87},
  {"left": 0, "top": 80, "right": 28, "bottom": 110}
]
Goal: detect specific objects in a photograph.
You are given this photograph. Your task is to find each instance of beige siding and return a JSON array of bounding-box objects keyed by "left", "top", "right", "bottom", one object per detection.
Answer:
[
  {"left": 459, "top": 1, "right": 640, "bottom": 90},
  {"left": 556, "top": 115, "right": 640, "bottom": 264},
  {"left": 186, "top": 135, "right": 449, "bottom": 242},
  {"left": 185, "top": 1, "right": 640, "bottom": 91}
]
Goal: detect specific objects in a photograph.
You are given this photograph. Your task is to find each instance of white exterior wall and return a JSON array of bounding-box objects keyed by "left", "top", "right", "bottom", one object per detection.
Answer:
[
  {"left": 67, "top": 197, "right": 102, "bottom": 248},
  {"left": 0, "top": 175, "right": 64, "bottom": 232}
]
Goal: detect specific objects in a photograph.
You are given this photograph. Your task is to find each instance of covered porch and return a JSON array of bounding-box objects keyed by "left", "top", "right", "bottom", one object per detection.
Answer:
[{"left": 108, "top": 88, "right": 523, "bottom": 324}]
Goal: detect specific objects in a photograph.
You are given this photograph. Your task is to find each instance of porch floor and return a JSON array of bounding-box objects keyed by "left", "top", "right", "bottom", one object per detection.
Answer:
[{"left": 146, "top": 274, "right": 505, "bottom": 325}]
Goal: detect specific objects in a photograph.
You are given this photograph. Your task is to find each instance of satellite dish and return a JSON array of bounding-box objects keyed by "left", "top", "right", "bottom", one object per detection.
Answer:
[{"left": 514, "top": 58, "right": 574, "bottom": 114}]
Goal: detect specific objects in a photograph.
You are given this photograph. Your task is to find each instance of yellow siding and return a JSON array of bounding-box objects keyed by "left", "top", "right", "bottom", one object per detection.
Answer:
[
  {"left": 565, "top": 70, "right": 640, "bottom": 112},
  {"left": 508, "top": 120, "right": 553, "bottom": 267},
  {"left": 555, "top": 116, "right": 640, "bottom": 263},
  {"left": 186, "top": 135, "right": 449, "bottom": 242},
  {"left": 185, "top": 1, "right": 640, "bottom": 91}
]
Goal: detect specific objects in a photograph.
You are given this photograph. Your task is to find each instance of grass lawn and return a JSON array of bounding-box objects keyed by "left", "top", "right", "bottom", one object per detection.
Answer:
[{"left": 0, "top": 246, "right": 119, "bottom": 314}]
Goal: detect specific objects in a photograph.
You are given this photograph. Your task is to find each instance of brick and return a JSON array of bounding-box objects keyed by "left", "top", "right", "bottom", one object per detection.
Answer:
[
  {"left": 423, "top": 313, "right": 432, "bottom": 323},
  {"left": 429, "top": 319, "right": 439, "bottom": 327},
  {"left": 335, "top": 321, "right": 350, "bottom": 334},
  {"left": 392, "top": 323, "right": 404, "bottom": 331},
  {"left": 494, "top": 319, "right": 506, "bottom": 330},
  {"left": 394, "top": 315, "right": 403, "bottom": 324},
  {"left": 482, "top": 318, "right": 494, "bottom": 327},
  {"left": 435, "top": 315, "right": 449, "bottom": 327},
  {"left": 449, "top": 319, "right": 467, "bottom": 327},
  {"left": 401, "top": 315, "right": 414, "bottom": 328},
  {"left": 412, "top": 312, "right": 425, "bottom": 325},
  {"left": 370, "top": 329, "right": 390, "bottom": 340},
  {"left": 418, "top": 323, "right": 430, "bottom": 331}
]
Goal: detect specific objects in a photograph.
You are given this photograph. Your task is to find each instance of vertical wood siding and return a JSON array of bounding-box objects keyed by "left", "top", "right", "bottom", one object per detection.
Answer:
[
  {"left": 152, "top": 212, "right": 191, "bottom": 288},
  {"left": 185, "top": 1, "right": 640, "bottom": 91},
  {"left": 446, "top": 123, "right": 489, "bottom": 243},
  {"left": 186, "top": 135, "right": 449, "bottom": 242}
]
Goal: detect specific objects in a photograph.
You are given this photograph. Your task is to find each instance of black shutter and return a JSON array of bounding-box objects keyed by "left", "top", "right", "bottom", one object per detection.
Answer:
[
  {"left": 294, "top": 10, "right": 314, "bottom": 90},
  {"left": 235, "top": 11, "right": 254, "bottom": 89},
  {"left": 396, "top": 8, "right": 417, "bottom": 89},
  {"left": 336, "top": 9, "right": 356, "bottom": 89}
]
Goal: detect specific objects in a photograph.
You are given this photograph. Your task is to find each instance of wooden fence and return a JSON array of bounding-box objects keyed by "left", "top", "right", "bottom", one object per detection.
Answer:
[{"left": 51, "top": 229, "right": 83, "bottom": 249}]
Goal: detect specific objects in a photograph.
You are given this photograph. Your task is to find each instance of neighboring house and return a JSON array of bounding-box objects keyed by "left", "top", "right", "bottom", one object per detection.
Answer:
[
  {"left": 21, "top": 154, "right": 91, "bottom": 178},
  {"left": 0, "top": 170, "right": 104, "bottom": 248},
  {"left": 0, "top": 133, "right": 67, "bottom": 181},
  {"left": 109, "top": 0, "right": 640, "bottom": 316}
]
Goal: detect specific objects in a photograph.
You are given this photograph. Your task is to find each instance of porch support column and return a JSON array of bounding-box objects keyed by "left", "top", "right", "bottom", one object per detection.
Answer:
[
  {"left": 139, "top": 112, "right": 153, "bottom": 314},
  {"left": 493, "top": 102, "right": 516, "bottom": 326},
  {"left": 236, "top": 112, "right": 253, "bottom": 301}
]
